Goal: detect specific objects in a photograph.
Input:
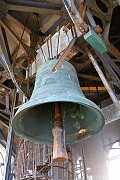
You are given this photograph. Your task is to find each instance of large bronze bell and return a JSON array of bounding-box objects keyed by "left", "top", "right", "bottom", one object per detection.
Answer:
[{"left": 12, "top": 59, "right": 105, "bottom": 161}]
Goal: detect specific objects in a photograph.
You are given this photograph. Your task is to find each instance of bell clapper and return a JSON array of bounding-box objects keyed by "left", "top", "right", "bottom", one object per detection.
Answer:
[{"left": 52, "top": 102, "right": 68, "bottom": 162}]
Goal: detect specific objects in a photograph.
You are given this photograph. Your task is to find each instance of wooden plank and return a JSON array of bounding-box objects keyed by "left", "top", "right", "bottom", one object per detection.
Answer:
[
  {"left": 81, "top": 86, "right": 106, "bottom": 91},
  {"left": 15, "top": 76, "right": 29, "bottom": 84},
  {"left": 78, "top": 74, "right": 101, "bottom": 81}
]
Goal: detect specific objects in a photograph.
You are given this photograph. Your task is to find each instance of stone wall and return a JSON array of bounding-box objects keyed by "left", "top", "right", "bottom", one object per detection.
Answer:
[{"left": 72, "top": 119, "right": 120, "bottom": 180}]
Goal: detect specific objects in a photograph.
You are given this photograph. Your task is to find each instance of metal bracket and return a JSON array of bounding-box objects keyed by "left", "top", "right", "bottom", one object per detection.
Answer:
[{"left": 52, "top": 33, "right": 76, "bottom": 72}]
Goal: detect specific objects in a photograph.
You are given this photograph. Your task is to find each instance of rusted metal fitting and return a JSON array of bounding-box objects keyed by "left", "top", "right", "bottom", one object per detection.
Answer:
[
  {"left": 66, "top": 23, "right": 73, "bottom": 29},
  {"left": 94, "top": 25, "right": 102, "bottom": 34},
  {"left": 80, "top": 21, "right": 89, "bottom": 33},
  {"left": 63, "top": 26, "right": 69, "bottom": 33}
]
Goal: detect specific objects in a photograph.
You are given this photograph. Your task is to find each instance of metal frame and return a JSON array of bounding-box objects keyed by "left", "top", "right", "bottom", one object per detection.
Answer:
[
  {"left": 3, "top": 91, "right": 19, "bottom": 180},
  {"left": 85, "top": 47, "right": 120, "bottom": 110}
]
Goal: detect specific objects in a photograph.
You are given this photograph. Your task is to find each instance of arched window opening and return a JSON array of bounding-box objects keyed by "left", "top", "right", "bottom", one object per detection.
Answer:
[
  {"left": 108, "top": 142, "right": 120, "bottom": 180},
  {"left": 75, "top": 157, "right": 93, "bottom": 180}
]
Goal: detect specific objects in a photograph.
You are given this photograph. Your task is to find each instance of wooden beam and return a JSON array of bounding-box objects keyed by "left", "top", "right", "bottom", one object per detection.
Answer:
[
  {"left": 7, "top": 0, "right": 62, "bottom": 10},
  {"left": 6, "top": 11, "right": 57, "bottom": 36},
  {"left": 6, "top": 11, "right": 44, "bottom": 36},
  {"left": 78, "top": 73, "right": 101, "bottom": 81},
  {"left": 81, "top": 86, "right": 106, "bottom": 91},
  {"left": 0, "top": 29, "right": 12, "bottom": 68},
  {"left": 15, "top": 76, "right": 29, "bottom": 84},
  {"left": 45, "top": 17, "right": 64, "bottom": 35},
  {"left": 15, "top": 53, "right": 26, "bottom": 63},
  {"left": 8, "top": 4, "right": 61, "bottom": 15},
  {"left": 0, "top": 113, "right": 10, "bottom": 121},
  {"left": 11, "top": 45, "right": 20, "bottom": 60},
  {"left": 0, "top": 120, "right": 8, "bottom": 128},
  {"left": 6, "top": 13, "right": 31, "bottom": 34},
  {"left": 0, "top": 129, "right": 8, "bottom": 141},
  {"left": 40, "top": 15, "right": 53, "bottom": 28},
  {"left": 0, "top": 20, "right": 30, "bottom": 56},
  {"left": 0, "top": 20, "right": 21, "bottom": 45},
  {"left": 1, "top": 26, "right": 12, "bottom": 64},
  {"left": 0, "top": 83, "right": 11, "bottom": 89},
  {"left": 71, "top": 60, "right": 90, "bottom": 71},
  {"left": 0, "top": 98, "right": 6, "bottom": 105}
]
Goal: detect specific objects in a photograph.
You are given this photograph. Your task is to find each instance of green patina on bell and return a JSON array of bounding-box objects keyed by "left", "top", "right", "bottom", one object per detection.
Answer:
[{"left": 12, "top": 59, "right": 105, "bottom": 144}]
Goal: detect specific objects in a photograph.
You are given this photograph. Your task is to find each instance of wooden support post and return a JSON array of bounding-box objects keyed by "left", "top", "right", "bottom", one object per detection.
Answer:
[
  {"left": 52, "top": 103, "right": 68, "bottom": 162},
  {"left": 53, "top": 127, "right": 68, "bottom": 162}
]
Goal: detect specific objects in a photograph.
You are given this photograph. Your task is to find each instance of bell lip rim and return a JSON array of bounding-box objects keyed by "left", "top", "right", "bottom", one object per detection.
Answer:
[
  {"left": 13, "top": 95, "right": 105, "bottom": 118},
  {"left": 13, "top": 98, "right": 105, "bottom": 124},
  {"left": 13, "top": 121, "right": 104, "bottom": 145},
  {"left": 12, "top": 99, "right": 105, "bottom": 144}
]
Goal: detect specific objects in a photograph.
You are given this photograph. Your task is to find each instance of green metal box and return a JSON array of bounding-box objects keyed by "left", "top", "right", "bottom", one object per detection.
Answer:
[{"left": 84, "top": 29, "right": 107, "bottom": 54}]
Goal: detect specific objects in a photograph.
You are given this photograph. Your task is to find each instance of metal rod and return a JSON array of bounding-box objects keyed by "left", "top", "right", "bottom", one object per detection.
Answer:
[
  {"left": 39, "top": 46, "right": 46, "bottom": 62},
  {"left": 56, "top": 27, "right": 60, "bottom": 58},
  {"left": 102, "top": 53, "right": 120, "bottom": 77},
  {"left": 49, "top": 35, "right": 53, "bottom": 59},
  {"left": 52, "top": 37, "right": 76, "bottom": 72},
  {"left": 85, "top": 47, "right": 120, "bottom": 110},
  {"left": 0, "top": 47, "right": 25, "bottom": 95},
  {"left": 62, "top": 0, "right": 89, "bottom": 33},
  {"left": 81, "top": 141, "right": 87, "bottom": 180},
  {"left": 44, "top": 36, "right": 51, "bottom": 60},
  {"left": 97, "top": 53, "right": 120, "bottom": 88}
]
